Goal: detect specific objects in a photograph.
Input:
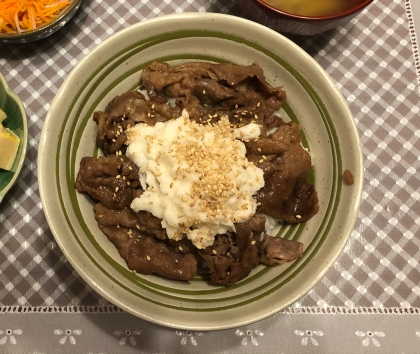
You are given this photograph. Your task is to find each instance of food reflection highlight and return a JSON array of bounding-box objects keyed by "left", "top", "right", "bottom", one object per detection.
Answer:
[{"left": 75, "top": 61, "right": 319, "bottom": 286}]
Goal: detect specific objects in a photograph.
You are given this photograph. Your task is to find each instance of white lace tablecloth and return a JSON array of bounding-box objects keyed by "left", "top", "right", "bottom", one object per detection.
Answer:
[{"left": 1, "top": 0, "right": 420, "bottom": 353}]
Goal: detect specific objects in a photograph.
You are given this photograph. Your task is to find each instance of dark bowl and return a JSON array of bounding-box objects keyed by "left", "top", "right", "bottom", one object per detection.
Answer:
[{"left": 235, "top": 0, "right": 373, "bottom": 35}]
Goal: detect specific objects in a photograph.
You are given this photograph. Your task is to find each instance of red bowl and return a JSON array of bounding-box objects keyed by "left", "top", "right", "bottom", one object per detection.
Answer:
[{"left": 235, "top": 0, "right": 373, "bottom": 35}]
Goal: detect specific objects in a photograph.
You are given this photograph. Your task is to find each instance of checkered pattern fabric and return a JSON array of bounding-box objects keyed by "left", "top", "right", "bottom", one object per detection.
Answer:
[{"left": 0, "top": 0, "right": 419, "bottom": 313}]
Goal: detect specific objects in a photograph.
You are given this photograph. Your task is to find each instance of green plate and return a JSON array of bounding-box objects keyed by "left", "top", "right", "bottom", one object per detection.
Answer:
[
  {"left": 38, "top": 13, "right": 363, "bottom": 330},
  {"left": 0, "top": 74, "right": 27, "bottom": 203}
]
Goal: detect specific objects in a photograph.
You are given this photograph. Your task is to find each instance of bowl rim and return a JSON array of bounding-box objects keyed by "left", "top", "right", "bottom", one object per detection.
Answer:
[
  {"left": 0, "top": 73, "right": 28, "bottom": 204},
  {"left": 253, "top": 0, "right": 374, "bottom": 20},
  {"left": 0, "top": 0, "right": 82, "bottom": 40}
]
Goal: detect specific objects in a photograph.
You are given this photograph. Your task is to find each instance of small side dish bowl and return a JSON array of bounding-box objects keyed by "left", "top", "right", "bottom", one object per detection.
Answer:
[
  {"left": 235, "top": 0, "right": 373, "bottom": 35},
  {"left": 0, "top": 74, "right": 27, "bottom": 203},
  {"left": 0, "top": 0, "right": 82, "bottom": 43}
]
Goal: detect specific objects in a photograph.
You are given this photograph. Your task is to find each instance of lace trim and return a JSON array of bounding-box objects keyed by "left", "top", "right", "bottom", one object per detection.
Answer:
[
  {"left": 0, "top": 306, "right": 124, "bottom": 313},
  {"left": 283, "top": 307, "right": 420, "bottom": 315},
  {"left": 1, "top": 306, "right": 419, "bottom": 314},
  {"left": 406, "top": 0, "right": 420, "bottom": 92}
]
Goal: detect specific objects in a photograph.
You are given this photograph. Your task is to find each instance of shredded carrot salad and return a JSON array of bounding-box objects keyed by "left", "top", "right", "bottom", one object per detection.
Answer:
[{"left": 0, "top": 0, "right": 71, "bottom": 34}]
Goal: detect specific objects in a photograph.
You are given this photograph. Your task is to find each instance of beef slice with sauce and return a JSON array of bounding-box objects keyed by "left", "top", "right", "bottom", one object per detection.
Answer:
[
  {"left": 75, "top": 155, "right": 140, "bottom": 210},
  {"left": 98, "top": 224, "right": 197, "bottom": 281},
  {"left": 140, "top": 61, "right": 286, "bottom": 121}
]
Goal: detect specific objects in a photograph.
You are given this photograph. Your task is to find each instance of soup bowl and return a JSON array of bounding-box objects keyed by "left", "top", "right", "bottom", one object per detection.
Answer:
[{"left": 235, "top": 0, "right": 373, "bottom": 35}]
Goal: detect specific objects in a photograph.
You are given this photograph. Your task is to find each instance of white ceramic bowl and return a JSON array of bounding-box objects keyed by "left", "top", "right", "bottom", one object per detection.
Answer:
[{"left": 38, "top": 13, "right": 363, "bottom": 330}]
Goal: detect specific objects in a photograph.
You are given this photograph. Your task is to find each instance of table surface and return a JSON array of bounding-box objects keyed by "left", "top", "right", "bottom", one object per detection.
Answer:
[{"left": 1, "top": 0, "right": 420, "bottom": 353}]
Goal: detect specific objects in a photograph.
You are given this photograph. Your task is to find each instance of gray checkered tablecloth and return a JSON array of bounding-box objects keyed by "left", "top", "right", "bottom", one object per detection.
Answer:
[{"left": 1, "top": 0, "right": 420, "bottom": 353}]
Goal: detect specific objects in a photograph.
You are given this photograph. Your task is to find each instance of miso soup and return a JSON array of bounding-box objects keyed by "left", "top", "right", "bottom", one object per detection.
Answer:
[{"left": 263, "top": 0, "right": 364, "bottom": 16}]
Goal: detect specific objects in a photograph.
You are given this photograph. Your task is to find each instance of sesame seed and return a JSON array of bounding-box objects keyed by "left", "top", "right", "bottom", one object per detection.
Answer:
[
  {"left": 212, "top": 250, "right": 217, "bottom": 254},
  {"left": 146, "top": 255, "right": 150, "bottom": 260},
  {"left": 257, "top": 102, "right": 261, "bottom": 107},
  {"left": 296, "top": 215, "right": 302, "bottom": 219},
  {"left": 115, "top": 187, "right": 119, "bottom": 192},
  {"left": 179, "top": 246, "right": 183, "bottom": 251},
  {"left": 132, "top": 269, "right": 137, "bottom": 274},
  {"left": 203, "top": 90, "right": 206, "bottom": 94},
  {"left": 251, "top": 240, "right": 256, "bottom": 245}
]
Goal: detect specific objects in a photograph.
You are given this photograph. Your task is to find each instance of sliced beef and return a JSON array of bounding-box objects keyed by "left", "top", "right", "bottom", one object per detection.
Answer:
[
  {"left": 234, "top": 215, "right": 266, "bottom": 249},
  {"left": 141, "top": 61, "right": 286, "bottom": 123},
  {"left": 75, "top": 155, "right": 139, "bottom": 210},
  {"left": 94, "top": 203, "right": 139, "bottom": 228},
  {"left": 93, "top": 91, "right": 181, "bottom": 155},
  {"left": 255, "top": 141, "right": 319, "bottom": 223},
  {"left": 98, "top": 225, "right": 197, "bottom": 281},
  {"left": 260, "top": 234, "right": 303, "bottom": 266},
  {"left": 136, "top": 210, "right": 167, "bottom": 241},
  {"left": 198, "top": 233, "right": 260, "bottom": 286}
]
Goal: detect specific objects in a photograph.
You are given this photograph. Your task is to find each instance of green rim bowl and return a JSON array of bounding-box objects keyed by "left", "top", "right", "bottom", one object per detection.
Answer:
[
  {"left": 0, "top": 73, "right": 28, "bottom": 204},
  {"left": 38, "top": 13, "right": 363, "bottom": 330}
]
